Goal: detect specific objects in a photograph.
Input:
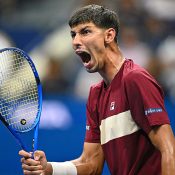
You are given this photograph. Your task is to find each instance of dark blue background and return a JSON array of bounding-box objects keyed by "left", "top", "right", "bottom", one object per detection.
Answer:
[{"left": 0, "top": 95, "right": 174, "bottom": 175}]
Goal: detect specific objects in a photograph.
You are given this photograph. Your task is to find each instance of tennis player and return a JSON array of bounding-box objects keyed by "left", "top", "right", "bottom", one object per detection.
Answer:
[{"left": 19, "top": 4, "right": 175, "bottom": 175}]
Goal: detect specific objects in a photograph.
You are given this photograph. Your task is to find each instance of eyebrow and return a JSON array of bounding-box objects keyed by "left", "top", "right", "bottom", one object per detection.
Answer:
[{"left": 71, "top": 25, "right": 93, "bottom": 34}]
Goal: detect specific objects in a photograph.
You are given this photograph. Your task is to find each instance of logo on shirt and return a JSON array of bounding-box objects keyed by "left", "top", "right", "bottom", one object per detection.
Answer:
[
  {"left": 110, "top": 101, "right": 115, "bottom": 111},
  {"left": 86, "top": 125, "right": 90, "bottom": 130},
  {"left": 145, "top": 108, "right": 163, "bottom": 116}
]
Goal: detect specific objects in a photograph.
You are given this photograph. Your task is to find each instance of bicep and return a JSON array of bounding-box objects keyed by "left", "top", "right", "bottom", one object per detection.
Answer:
[
  {"left": 148, "top": 124, "right": 175, "bottom": 153},
  {"left": 149, "top": 124, "right": 175, "bottom": 174},
  {"left": 72, "top": 142, "right": 105, "bottom": 175}
]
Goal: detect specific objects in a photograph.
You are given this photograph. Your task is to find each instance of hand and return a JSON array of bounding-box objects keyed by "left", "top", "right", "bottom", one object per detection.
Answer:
[{"left": 19, "top": 150, "right": 48, "bottom": 175}]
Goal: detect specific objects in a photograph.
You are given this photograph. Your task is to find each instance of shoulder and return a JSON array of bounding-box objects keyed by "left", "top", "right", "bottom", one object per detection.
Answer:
[
  {"left": 89, "top": 80, "right": 103, "bottom": 96},
  {"left": 125, "top": 69, "right": 150, "bottom": 82},
  {"left": 123, "top": 59, "right": 162, "bottom": 91},
  {"left": 90, "top": 81, "right": 103, "bottom": 94},
  {"left": 123, "top": 60, "right": 155, "bottom": 85}
]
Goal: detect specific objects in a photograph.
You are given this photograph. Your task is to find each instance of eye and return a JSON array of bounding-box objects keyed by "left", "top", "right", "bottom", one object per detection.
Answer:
[
  {"left": 70, "top": 32, "right": 76, "bottom": 39},
  {"left": 81, "top": 29, "right": 91, "bottom": 35}
]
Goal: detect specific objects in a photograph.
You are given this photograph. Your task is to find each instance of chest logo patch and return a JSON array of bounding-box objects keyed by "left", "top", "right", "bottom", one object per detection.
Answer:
[{"left": 110, "top": 101, "right": 115, "bottom": 111}]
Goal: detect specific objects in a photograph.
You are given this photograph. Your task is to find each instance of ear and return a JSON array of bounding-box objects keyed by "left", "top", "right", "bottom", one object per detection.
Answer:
[{"left": 104, "top": 28, "right": 116, "bottom": 44}]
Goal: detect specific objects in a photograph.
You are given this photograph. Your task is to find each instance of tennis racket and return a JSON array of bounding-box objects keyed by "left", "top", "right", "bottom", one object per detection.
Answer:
[{"left": 0, "top": 47, "right": 42, "bottom": 154}]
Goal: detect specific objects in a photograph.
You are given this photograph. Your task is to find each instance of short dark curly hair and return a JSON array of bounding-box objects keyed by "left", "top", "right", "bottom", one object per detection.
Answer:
[{"left": 69, "top": 4, "right": 120, "bottom": 43}]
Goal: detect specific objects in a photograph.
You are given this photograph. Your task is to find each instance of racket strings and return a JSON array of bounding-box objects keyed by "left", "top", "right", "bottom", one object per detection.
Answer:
[
  {"left": 0, "top": 81, "right": 37, "bottom": 104},
  {"left": 6, "top": 105, "right": 38, "bottom": 123},
  {"left": 0, "top": 50, "right": 39, "bottom": 132},
  {"left": 1, "top": 98, "right": 38, "bottom": 121},
  {"left": 9, "top": 109, "right": 38, "bottom": 126},
  {"left": 0, "top": 85, "right": 38, "bottom": 104},
  {"left": 5, "top": 99, "right": 38, "bottom": 120}
]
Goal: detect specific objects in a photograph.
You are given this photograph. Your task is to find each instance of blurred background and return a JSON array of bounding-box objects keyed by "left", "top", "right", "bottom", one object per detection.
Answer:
[{"left": 0, "top": 0, "right": 175, "bottom": 174}]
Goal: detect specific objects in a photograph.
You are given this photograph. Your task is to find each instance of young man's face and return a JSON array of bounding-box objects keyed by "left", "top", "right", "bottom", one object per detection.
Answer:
[{"left": 70, "top": 22, "right": 107, "bottom": 73}]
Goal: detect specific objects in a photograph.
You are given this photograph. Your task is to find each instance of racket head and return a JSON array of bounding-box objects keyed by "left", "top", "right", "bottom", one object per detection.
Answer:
[{"left": 0, "top": 47, "right": 42, "bottom": 133}]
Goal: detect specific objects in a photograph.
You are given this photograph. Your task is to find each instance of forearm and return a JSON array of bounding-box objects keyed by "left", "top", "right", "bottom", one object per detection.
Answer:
[
  {"left": 44, "top": 160, "right": 102, "bottom": 175},
  {"left": 72, "top": 157, "right": 102, "bottom": 175},
  {"left": 44, "top": 163, "right": 53, "bottom": 175},
  {"left": 44, "top": 156, "right": 103, "bottom": 175},
  {"left": 161, "top": 151, "right": 175, "bottom": 175},
  {"left": 43, "top": 143, "right": 104, "bottom": 175}
]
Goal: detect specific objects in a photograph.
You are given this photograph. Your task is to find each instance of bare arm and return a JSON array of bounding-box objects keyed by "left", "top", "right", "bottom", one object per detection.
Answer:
[
  {"left": 71, "top": 142, "right": 105, "bottom": 175},
  {"left": 148, "top": 124, "right": 175, "bottom": 175},
  {"left": 19, "top": 142, "right": 104, "bottom": 175},
  {"left": 45, "top": 142, "right": 104, "bottom": 175}
]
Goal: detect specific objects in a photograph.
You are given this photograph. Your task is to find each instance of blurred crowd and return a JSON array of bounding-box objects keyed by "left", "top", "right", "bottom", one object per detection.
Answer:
[{"left": 0, "top": 0, "right": 175, "bottom": 101}]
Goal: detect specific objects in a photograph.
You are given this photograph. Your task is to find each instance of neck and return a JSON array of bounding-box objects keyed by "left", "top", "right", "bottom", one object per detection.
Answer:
[{"left": 99, "top": 45, "right": 125, "bottom": 86}]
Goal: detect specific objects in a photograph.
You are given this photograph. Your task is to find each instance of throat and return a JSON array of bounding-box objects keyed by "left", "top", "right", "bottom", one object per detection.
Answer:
[{"left": 100, "top": 58, "right": 125, "bottom": 86}]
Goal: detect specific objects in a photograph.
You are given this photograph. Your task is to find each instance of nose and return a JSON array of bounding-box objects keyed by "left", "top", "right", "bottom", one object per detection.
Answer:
[{"left": 72, "top": 34, "right": 82, "bottom": 50}]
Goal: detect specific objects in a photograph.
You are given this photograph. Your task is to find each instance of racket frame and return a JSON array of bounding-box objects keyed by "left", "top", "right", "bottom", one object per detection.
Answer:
[{"left": 0, "top": 47, "right": 42, "bottom": 152}]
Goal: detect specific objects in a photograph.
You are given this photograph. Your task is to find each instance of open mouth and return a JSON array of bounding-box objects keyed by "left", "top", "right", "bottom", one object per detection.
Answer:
[{"left": 76, "top": 51, "right": 91, "bottom": 64}]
